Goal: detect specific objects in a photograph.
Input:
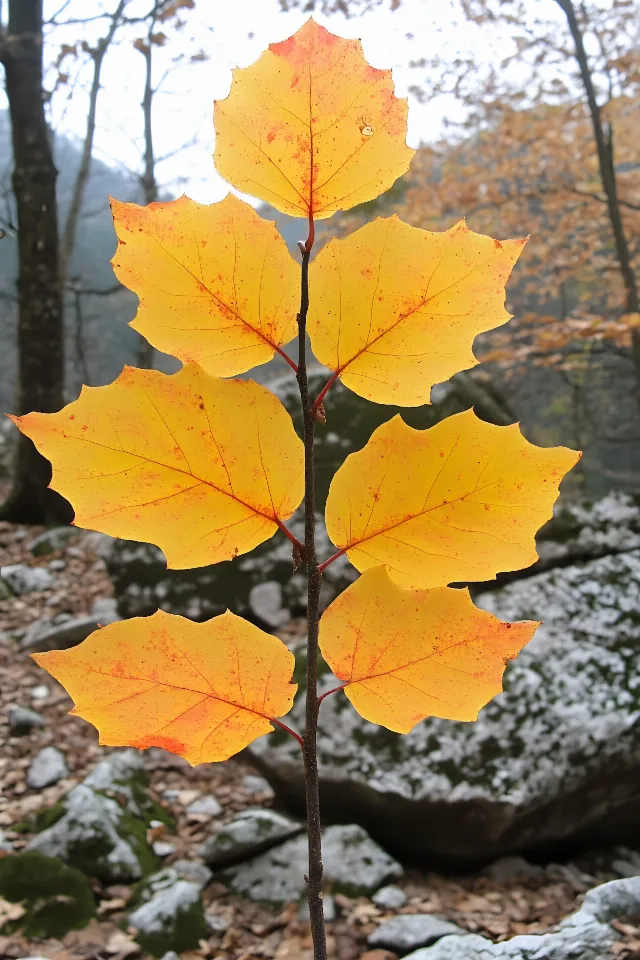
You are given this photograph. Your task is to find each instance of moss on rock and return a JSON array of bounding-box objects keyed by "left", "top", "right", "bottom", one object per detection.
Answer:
[{"left": 0, "top": 852, "right": 95, "bottom": 939}]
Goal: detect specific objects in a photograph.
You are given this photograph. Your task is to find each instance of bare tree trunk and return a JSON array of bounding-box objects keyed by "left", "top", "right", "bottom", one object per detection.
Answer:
[
  {"left": 0, "top": 0, "right": 72, "bottom": 523},
  {"left": 555, "top": 0, "right": 640, "bottom": 382},
  {"left": 136, "top": 21, "right": 158, "bottom": 370},
  {"left": 60, "top": 0, "right": 127, "bottom": 283}
]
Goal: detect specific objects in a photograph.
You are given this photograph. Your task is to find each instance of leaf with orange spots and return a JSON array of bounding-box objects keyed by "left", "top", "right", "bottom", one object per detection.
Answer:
[
  {"left": 11, "top": 364, "right": 304, "bottom": 569},
  {"left": 110, "top": 194, "right": 299, "bottom": 377},
  {"left": 213, "top": 19, "right": 415, "bottom": 220},
  {"left": 32, "top": 610, "right": 297, "bottom": 764},
  {"left": 319, "top": 565, "right": 538, "bottom": 732},
  {"left": 309, "top": 217, "right": 527, "bottom": 406},
  {"left": 325, "top": 409, "right": 580, "bottom": 588}
]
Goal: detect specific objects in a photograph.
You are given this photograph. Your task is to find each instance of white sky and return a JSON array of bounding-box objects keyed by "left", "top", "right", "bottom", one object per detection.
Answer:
[{"left": 1, "top": 0, "right": 571, "bottom": 203}]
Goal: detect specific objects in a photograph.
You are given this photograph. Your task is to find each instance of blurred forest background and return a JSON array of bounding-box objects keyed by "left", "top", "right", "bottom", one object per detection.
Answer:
[{"left": 1, "top": 0, "right": 639, "bottom": 522}]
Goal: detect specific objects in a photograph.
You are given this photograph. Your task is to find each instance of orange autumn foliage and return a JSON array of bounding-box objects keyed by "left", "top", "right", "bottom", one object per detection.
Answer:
[{"left": 9, "top": 18, "right": 578, "bottom": 763}]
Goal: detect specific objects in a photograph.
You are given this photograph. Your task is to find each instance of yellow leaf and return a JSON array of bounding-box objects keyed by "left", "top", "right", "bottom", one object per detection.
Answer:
[
  {"left": 111, "top": 194, "right": 299, "bottom": 377},
  {"left": 213, "top": 19, "right": 415, "bottom": 220},
  {"left": 320, "top": 566, "right": 539, "bottom": 731},
  {"left": 325, "top": 409, "right": 580, "bottom": 588},
  {"left": 12, "top": 365, "right": 304, "bottom": 569},
  {"left": 32, "top": 610, "right": 297, "bottom": 764},
  {"left": 309, "top": 217, "right": 527, "bottom": 406}
]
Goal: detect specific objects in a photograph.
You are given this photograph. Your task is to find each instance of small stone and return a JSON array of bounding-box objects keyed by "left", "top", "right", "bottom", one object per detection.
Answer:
[
  {"left": 242, "top": 774, "right": 274, "bottom": 797},
  {"left": 27, "top": 526, "right": 81, "bottom": 556},
  {"left": 8, "top": 705, "right": 46, "bottom": 736},
  {"left": 159, "top": 953, "right": 180, "bottom": 960},
  {"left": 368, "top": 915, "right": 464, "bottom": 952},
  {"left": 372, "top": 885, "right": 408, "bottom": 909},
  {"left": 26, "top": 747, "right": 68, "bottom": 789},
  {"left": 152, "top": 841, "right": 176, "bottom": 858},
  {"left": 200, "top": 807, "right": 304, "bottom": 869},
  {"left": 91, "top": 596, "right": 120, "bottom": 624},
  {"left": 0, "top": 830, "right": 14, "bottom": 853},
  {"left": 1, "top": 564, "right": 54, "bottom": 595},
  {"left": 249, "top": 581, "right": 290, "bottom": 628},
  {"left": 48, "top": 559, "right": 67, "bottom": 572},
  {"left": 227, "top": 824, "right": 402, "bottom": 904},
  {"left": 186, "top": 795, "right": 222, "bottom": 818},
  {"left": 30, "top": 685, "right": 50, "bottom": 701},
  {"left": 205, "top": 911, "right": 229, "bottom": 933},
  {"left": 171, "top": 860, "right": 212, "bottom": 888},
  {"left": 128, "top": 880, "right": 208, "bottom": 955}
]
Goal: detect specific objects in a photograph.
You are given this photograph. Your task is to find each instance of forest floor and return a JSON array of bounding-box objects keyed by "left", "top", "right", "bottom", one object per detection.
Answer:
[{"left": 1, "top": 521, "right": 640, "bottom": 960}]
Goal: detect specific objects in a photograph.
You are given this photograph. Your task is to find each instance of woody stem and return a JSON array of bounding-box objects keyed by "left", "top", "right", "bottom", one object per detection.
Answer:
[{"left": 296, "top": 240, "right": 327, "bottom": 960}]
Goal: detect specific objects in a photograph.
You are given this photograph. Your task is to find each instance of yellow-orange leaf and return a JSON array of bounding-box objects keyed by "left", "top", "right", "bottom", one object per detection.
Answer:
[
  {"left": 213, "top": 19, "right": 415, "bottom": 220},
  {"left": 11, "top": 365, "right": 304, "bottom": 569},
  {"left": 325, "top": 409, "right": 580, "bottom": 588},
  {"left": 309, "top": 217, "right": 527, "bottom": 406},
  {"left": 32, "top": 610, "right": 297, "bottom": 764},
  {"left": 110, "top": 194, "right": 299, "bottom": 377},
  {"left": 319, "top": 566, "right": 538, "bottom": 732}
]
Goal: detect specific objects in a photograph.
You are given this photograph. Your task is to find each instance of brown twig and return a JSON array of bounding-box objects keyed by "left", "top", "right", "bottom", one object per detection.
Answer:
[{"left": 295, "top": 231, "right": 327, "bottom": 960}]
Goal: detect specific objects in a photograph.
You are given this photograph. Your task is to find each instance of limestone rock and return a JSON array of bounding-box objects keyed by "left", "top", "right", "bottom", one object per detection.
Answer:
[
  {"left": 225, "top": 824, "right": 402, "bottom": 904},
  {"left": 8, "top": 705, "right": 45, "bottom": 736},
  {"left": 1, "top": 564, "right": 53, "bottom": 596},
  {"left": 21, "top": 614, "right": 110, "bottom": 653},
  {"left": 200, "top": 807, "right": 304, "bottom": 869},
  {"left": 27, "top": 527, "right": 82, "bottom": 557},
  {"left": 372, "top": 885, "right": 408, "bottom": 909},
  {"left": 250, "top": 549, "right": 640, "bottom": 863},
  {"left": 26, "top": 747, "right": 68, "bottom": 789},
  {"left": 369, "top": 915, "right": 464, "bottom": 952},
  {"left": 128, "top": 879, "right": 208, "bottom": 957},
  {"left": 25, "top": 751, "right": 161, "bottom": 883},
  {"left": 186, "top": 795, "right": 222, "bottom": 818}
]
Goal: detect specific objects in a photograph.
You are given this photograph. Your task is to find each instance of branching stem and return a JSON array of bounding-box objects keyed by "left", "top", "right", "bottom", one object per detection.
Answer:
[
  {"left": 271, "top": 717, "right": 305, "bottom": 748},
  {"left": 312, "top": 371, "right": 339, "bottom": 418},
  {"left": 317, "top": 683, "right": 346, "bottom": 707},
  {"left": 295, "top": 233, "right": 327, "bottom": 960},
  {"left": 275, "top": 518, "right": 305, "bottom": 553},
  {"left": 317, "top": 548, "right": 345, "bottom": 573}
]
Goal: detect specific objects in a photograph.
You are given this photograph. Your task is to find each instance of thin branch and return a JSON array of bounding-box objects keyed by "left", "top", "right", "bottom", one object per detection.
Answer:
[{"left": 271, "top": 717, "right": 304, "bottom": 748}]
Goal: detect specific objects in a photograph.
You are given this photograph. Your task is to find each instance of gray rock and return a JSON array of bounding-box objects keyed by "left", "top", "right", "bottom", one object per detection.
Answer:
[
  {"left": 48, "top": 559, "right": 67, "bottom": 572},
  {"left": 401, "top": 876, "right": 640, "bottom": 959},
  {"left": 30, "top": 685, "right": 50, "bottom": 701},
  {"left": 372, "top": 885, "right": 408, "bottom": 909},
  {"left": 159, "top": 954, "right": 180, "bottom": 960},
  {"left": 242, "top": 774, "right": 274, "bottom": 797},
  {"left": 27, "top": 526, "right": 82, "bottom": 557},
  {"left": 205, "top": 912, "right": 229, "bottom": 933},
  {"left": 83, "top": 748, "right": 144, "bottom": 792},
  {"left": 91, "top": 596, "right": 120, "bottom": 624},
  {"left": 249, "top": 581, "right": 290, "bottom": 628},
  {"left": 0, "top": 830, "right": 14, "bottom": 853},
  {"left": 152, "top": 841, "right": 176, "bottom": 858},
  {"left": 537, "top": 491, "right": 640, "bottom": 566},
  {"left": 225, "top": 824, "right": 402, "bottom": 904},
  {"left": 200, "top": 807, "right": 304, "bottom": 869},
  {"left": 250, "top": 548, "right": 640, "bottom": 863},
  {"left": 171, "top": 860, "right": 212, "bottom": 887},
  {"left": 186, "top": 795, "right": 222, "bottom": 818},
  {"left": 21, "top": 615, "right": 105, "bottom": 653},
  {"left": 26, "top": 747, "right": 68, "bottom": 788},
  {"left": 1, "top": 564, "right": 53, "bottom": 595},
  {"left": 25, "top": 778, "right": 149, "bottom": 883},
  {"left": 128, "top": 879, "right": 208, "bottom": 955},
  {"left": 369, "top": 915, "right": 464, "bottom": 952},
  {"left": 8, "top": 705, "right": 45, "bottom": 736}
]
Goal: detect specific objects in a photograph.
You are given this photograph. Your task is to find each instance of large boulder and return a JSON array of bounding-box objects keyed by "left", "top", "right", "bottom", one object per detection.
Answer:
[{"left": 250, "top": 546, "right": 640, "bottom": 865}]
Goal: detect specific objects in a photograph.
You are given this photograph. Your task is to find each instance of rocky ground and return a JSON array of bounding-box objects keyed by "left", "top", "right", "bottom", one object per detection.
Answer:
[{"left": 2, "top": 521, "right": 640, "bottom": 960}]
